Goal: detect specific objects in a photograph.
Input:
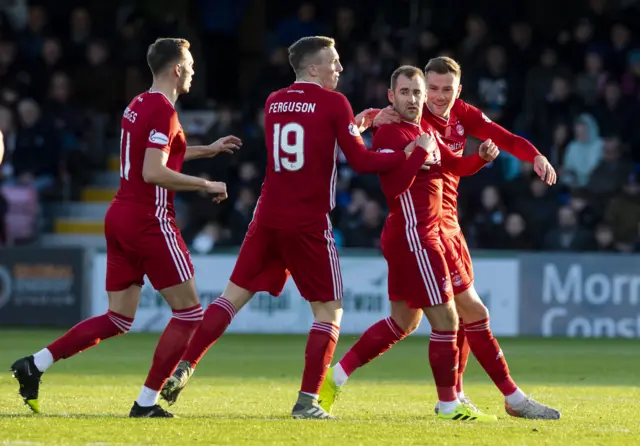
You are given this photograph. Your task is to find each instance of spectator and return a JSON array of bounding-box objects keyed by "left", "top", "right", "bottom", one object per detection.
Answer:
[
  {"left": 342, "top": 199, "right": 384, "bottom": 248},
  {"left": 501, "top": 213, "right": 535, "bottom": 250},
  {"left": 587, "top": 136, "right": 634, "bottom": 202},
  {"left": 0, "top": 106, "right": 16, "bottom": 182},
  {"left": 472, "top": 185, "right": 509, "bottom": 249},
  {"left": 562, "top": 113, "right": 603, "bottom": 188},
  {"left": 567, "top": 188, "right": 600, "bottom": 230},
  {"left": 191, "top": 222, "right": 230, "bottom": 254},
  {"left": 593, "top": 80, "right": 634, "bottom": 140},
  {"left": 0, "top": 1, "right": 637, "bottom": 252},
  {"left": 593, "top": 223, "right": 617, "bottom": 252},
  {"left": 13, "top": 98, "right": 60, "bottom": 193},
  {"left": 605, "top": 173, "right": 640, "bottom": 247},
  {"left": 228, "top": 187, "right": 257, "bottom": 245},
  {"left": 575, "top": 50, "right": 608, "bottom": 106},
  {"left": 532, "top": 75, "right": 583, "bottom": 147},
  {"left": 513, "top": 177, "right": 559, "bottom": 247},
  {"left": 621, "top": 49, "right": 640, "bottom": 102},
  {"left": 544, "top": 206, "right": 595, "bottom": 251},
  {"left": 473, "top": 44, "right": 518, "bottom": 127}
]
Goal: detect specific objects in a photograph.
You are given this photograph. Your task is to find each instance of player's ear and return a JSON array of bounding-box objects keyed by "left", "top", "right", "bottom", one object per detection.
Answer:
[
  {"left": 387, "top": 89, "right": 394, "bottom": 104},
  {"left": 174, "top": 63, "right": 181, "bottom": 78},
  {"left": 456, "top": 83, "right": 462, "bottom": 99}
]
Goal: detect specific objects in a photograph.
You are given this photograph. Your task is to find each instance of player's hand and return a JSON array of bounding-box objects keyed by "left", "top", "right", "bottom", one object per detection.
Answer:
[
  {"left": 207, "top": 135, "right": 242, "bottom": 157},
  {"left": 354, "top": 108, "right": 381, "bottom": 133},
  {"left": 478, "top": 139, "right": 499, "bottom": 162},
  {"left": 205, "top": 181, "right": 228, "bottom": 203},
  {"left": 403, "top": 140, "right": 416, "bottom": 158},
  {"left": 534, "top": 155, "right": 557, "bottom": 186},
  {"left": 416, "top": 132, "right": 437, "bottom": 154},
  {"left": 373, "top": 106, "right": 401, "bottom": 128},
  {"left": 420, "top": 159, "right": 437, "bottom": 171}
]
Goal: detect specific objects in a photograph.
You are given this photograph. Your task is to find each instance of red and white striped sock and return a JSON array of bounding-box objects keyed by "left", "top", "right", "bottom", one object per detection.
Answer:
[
  {"left": 139, "top": 304, "right": 204, "bottom": 406},
  {"left": 300, "top": 321, "right": 340, "bottom": 398},
  {"left": 39, "top": 310, "right": 133, "bottom": 372}
]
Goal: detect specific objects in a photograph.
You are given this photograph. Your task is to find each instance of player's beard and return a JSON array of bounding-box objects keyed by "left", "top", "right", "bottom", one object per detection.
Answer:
[{"left": 398, "top": 103, "right": 420, "bottom": 123}]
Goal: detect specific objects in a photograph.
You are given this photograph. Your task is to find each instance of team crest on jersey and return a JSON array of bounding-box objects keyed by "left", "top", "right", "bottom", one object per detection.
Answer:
[
  {"left": 149, "top": 129, "right": 169, "bottom": 145},
  {"left": 442, "top": 277, "right": 451, "bottom": 293},
  {"left": 452, "top": 273, "right": 463, "bottom": 287},
  {"left": 455, "top": 124, "right": 465, "bottom": 136},
  {"left": 348, "top": 123, "right": 361, "bottom": 137},
  {"left": 482, "top": 113, "right": 492, "bottom": 123}
]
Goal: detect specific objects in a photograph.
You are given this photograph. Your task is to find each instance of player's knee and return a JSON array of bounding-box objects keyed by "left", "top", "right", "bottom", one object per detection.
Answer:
[
  {"left": 390, "top": 309, "right": 422, "bottom": 334},
  {"left": 160, "top": 278, "right": 200, "bottom": 310},
  {"left": 310, "top": 299, "right": 343, "bottom": 325},
  {"left": 222, "top": 281, "right": 255, "bottom": 310},
  {"left": 399, "top": 317, "right": 420, "bottom": 335},
  {"left": 425, "top": 301, "right": 459, "bottom": 332},
  {"left": 455, "top": 287, "right": 489, "bottom": 323}
]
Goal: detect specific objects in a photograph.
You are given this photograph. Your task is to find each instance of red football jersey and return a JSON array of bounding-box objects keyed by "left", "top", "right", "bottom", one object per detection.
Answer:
[
  {"left": 113, "top": 91, "right": 186, "bottom": 217},
  {"left": 372, "top": 120, "right": 487, "bottom": 241},
  {"left": 422, "top": 99, "right": 540, "bottom": 237},
  {"left": 254, "top": 81, "right": 406, "bottom": 231}
]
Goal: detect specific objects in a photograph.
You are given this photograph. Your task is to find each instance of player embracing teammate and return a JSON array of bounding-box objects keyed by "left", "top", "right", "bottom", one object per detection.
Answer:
[
  {"left": 320, "top": 57, "right": 560, "bottom": 420},
  {"left": 159, "top": 36, "right": 430, "bottom": 419}
]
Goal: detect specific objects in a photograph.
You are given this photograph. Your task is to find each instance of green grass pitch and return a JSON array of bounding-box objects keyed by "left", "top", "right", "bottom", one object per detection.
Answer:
[{"left": 1, "top": 330, "right": 639, "bottom": 445}]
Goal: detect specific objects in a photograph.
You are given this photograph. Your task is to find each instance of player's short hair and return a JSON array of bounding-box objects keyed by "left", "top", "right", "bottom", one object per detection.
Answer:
[
  {"left": 424, "top": 56, "right": 462, "bottom": 78},
  {"left": 390, "top": 65, "right": 425, "bottom": 91},
  {"left": 146, "top": 38, "right": 190, "bottom": 76},
  {"left": 288, "top": 36, "right": 335, "bottom": 75}
]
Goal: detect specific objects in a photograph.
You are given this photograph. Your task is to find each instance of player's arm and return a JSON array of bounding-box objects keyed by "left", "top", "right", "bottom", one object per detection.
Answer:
[
  {"left": 455, "top": 100, "right": 556, "bottom": 185},
  {"left": 184, "top": 135, "right": 242, "bottom": 161},
  {"left": 333, "top": 94, "right": 407, "bottom": 174},
  {"left": 440, "top": 145, "right": 487, "bottom": 177},
  {"left": 142, "top": 111, "right": 225, "bottom": 195},
  {"left": 375, "top": 126, "right": 430, "bottom": 199},
  {"left": 441, "top": 138, "right": 500, "bottom": 176}
]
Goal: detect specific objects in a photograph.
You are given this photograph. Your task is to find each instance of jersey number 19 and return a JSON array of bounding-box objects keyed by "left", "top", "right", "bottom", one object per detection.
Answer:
[{"left": 273, "top": 123, "right": 304, "bottom": 172}]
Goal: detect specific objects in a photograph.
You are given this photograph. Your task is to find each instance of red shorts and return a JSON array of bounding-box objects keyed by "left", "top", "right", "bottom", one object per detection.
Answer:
[
  {"left": 440, "top": 231, "right": 474, "bottom": 295},
  {"left": 104, "top": 203, "right": 194, "bottom": 291},
  {"left": 230, "top": 221, "right": 342, "bottom": 302},
  {"left": 381, "top": 229, "right": 453, "bottom": 309}
]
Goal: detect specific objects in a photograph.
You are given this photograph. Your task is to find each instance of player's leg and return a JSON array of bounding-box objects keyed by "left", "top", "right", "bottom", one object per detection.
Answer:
[
  {"left": 130, "top": 220, "right": 204, "bottom": 418},
  {"left": 441, "top": 233, "right": 474, "bottom": 404},
  {"left": 10, "top": 232, "right": 140, "bottom": 414},
  {"left": 332, "top": 300, "right": 420, "bottom": 387},
  {"left": 423, "top": 300, "right": 495, "bottom": 422},
  {"left": 283, "top": 229, "right": 343, "bottom": 419},
  {"left": 160, "top": 222, "right": 287, "bottom": 406},
  {"left": 452, "top": 233, "right": 560, "bottom": 420},
  {"left": 318, "top": 300, "right": 419, "bottom": 413},
  {"left": 403, "top": 243, "right": 495, "bottom": 422}
]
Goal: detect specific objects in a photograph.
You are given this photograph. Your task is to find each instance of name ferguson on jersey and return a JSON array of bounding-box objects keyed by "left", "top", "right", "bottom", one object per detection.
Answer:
[{"left": 268, "top": 102, "right": 316, "bottom": 114}]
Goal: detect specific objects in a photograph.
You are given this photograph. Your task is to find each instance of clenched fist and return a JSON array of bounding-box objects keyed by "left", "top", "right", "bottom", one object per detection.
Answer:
[
  {"left": 479, "top": 139, "right": 499, "bottom": 162},
  {"left": 204, "top": 181, "right": 228, "bottom": 203}
]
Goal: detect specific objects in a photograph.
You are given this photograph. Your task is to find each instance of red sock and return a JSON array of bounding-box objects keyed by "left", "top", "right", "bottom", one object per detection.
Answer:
[
  {"left": 429, "top": 330, "right": 459, "bottom": 402},
  {"left": 47, "top": 310, "right": 133, "bottom": 361},
  {"left": 143, "top": 304, "right": 204, "bottom": 391},
  {"left": 456, "top": 319, "right": 470, "bottom": 393},
  {"left": 182, "top": 297, "right": 236, "bottom": 367},
  {"left": 339, "top": 317, "right": 407, "bottom": 376},
  {"left": 464, "top": 318, "right": 518, "bottom": 396},
  {"left": 300, "top": 322, "right": 340, "bottom": 395}
]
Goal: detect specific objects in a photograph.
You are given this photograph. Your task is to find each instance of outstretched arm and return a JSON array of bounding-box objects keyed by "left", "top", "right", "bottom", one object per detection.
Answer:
[{"left": 455, "top": 100, "right": 556, "bottom": 185}]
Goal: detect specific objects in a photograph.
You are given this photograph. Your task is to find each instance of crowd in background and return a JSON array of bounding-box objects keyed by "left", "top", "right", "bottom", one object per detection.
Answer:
[{"left": 0, "top": 0, "right": 639, "bottom": 253}]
